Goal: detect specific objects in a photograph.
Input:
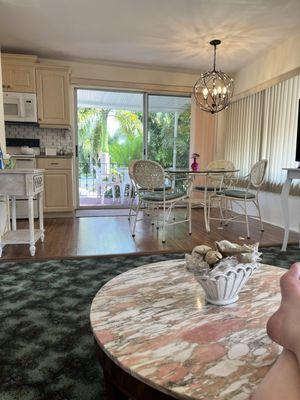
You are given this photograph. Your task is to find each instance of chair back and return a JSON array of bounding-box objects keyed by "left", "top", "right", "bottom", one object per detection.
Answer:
[
  {"left": 207, "top": 160, "right": 235, "bottom": 171},
  {"left": 128, "top": 160, "right": 137, "bottom": 179},
  {"left": 93, "top": 166, "right": 102, "bottom": 181},
  {"left": 131, "top": 160, "right": 164, "bottom": 190},
  {"left": 250, "top": 159, "right": 268, "bottom": 188},
  {"left": 206, "top": 160, "right": 236, "bottom": 190},
  {"left": 118, "top": 166, "right": 131, "bottom": 184}
]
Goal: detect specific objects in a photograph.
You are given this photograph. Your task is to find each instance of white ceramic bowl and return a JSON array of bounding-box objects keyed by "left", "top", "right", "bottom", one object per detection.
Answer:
[{"left": 195, "top": 263, "right": 257, "bottom": 305}]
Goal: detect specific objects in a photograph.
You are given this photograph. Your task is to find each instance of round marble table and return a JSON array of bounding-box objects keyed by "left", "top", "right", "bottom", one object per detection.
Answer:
[{"left": 90, "top": 260, "right": 285, "bottom": 400}]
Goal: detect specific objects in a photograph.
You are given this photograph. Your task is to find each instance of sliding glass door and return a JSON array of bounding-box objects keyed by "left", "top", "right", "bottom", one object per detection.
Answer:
[
  {"left": 147, "top": 95, "right": 191, "bottom": 168},
  {"left": 75, "top": 89, "right": 191, "bottom": 208},
  {"left": 76, "top": 89, "right": 143, "bottom": 207}
]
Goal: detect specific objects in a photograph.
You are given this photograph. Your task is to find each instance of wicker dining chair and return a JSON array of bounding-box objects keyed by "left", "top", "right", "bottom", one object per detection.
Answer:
[
  {"left": 130, "top": 160, "right": 192, "bottom": 243},
  {"left": 213, "top": 159, "right": 268, "bottom": 238},
  {"left": 194, "top": 160, "right": 236, "bottom": 193}
]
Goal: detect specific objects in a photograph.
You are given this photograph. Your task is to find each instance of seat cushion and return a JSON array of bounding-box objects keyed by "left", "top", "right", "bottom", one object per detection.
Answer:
[
  {"left": 194, "top": 185, "right": 217, "bottom": 192},
  {"left": 218, "top": 189, "right": 255, "bottom": 199},
  {"left": 139, "top": 184, "right": 172, "bottom": 192},
  {"left": 141, "top": 191, "right": 186, "bottom": 202}
]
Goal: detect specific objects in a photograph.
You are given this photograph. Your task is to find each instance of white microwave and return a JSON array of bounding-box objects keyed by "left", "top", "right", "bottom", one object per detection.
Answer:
[{"left": 3, "top": 92, "right": 38, "bottom": 123}]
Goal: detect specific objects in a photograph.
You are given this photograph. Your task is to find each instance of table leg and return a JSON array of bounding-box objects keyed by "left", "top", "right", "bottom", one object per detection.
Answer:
[
  {"left": 39, "top": 192, "right": 45, "bottom": 242},
  {"left": 204, "top": 176, "right": 210, "bottom": 233},
  {"left": 281, "top": 177, "right": 292, "bottom": 251},
  {"left": 28, "top": 195, "right": 35, "bottom": 256},
  {"left": 11, "top": 196, "right": 17, "bottom": 231}
]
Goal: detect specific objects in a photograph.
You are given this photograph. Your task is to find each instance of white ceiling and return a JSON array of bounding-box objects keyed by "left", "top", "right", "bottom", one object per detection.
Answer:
[{"left": 0, "top": 0, "right": 300, "bottom": 73}]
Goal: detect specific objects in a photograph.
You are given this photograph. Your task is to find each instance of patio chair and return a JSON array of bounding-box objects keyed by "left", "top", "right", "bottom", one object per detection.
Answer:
[
  {"left": 118, "top": 166, "right": 132, "bottom": 204},
  {"left": 130, "top": 160, "right": 192, "bottom": 243},
  {"left": 94, "top": 166, "right": 123, "bottom": 204},
  {"left": 213, "top": 159, "right": 268, "bottom": 238}
]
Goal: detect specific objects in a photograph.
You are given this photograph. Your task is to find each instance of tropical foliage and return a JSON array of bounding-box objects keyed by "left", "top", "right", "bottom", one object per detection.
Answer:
[
  {"left": 77, "top": 106, "right": 190, "bottom": 176},
  {"left": 148, "top": 108, "right": 190, "bottom": 168}
]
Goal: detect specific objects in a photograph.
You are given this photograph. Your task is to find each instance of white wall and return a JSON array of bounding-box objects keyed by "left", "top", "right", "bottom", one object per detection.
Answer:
[
  {"left": 230, "top": 190, "right": 299, "bottom": 233},
  {"left": 0, "top": 50, "right": 8, "bottom": 236},
  {"left": 227, "top": 32, "right": 300, "bottom": 231},
  {"left": 0, "top": 53, "right": 5, "bottom": 151},
  {"left": 234, "top": 32, "right": 300, "bottom": 96},
  {"left": 40, "top": 57, "right": 198, "bottom": 90}
]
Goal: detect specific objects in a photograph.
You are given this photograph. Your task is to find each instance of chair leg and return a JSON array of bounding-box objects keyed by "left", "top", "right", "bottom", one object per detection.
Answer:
[
  {"left": 162, "top": 201, "right": 166, "bottom": 243},
  {"left": 128, "top": 191, "right": 135, "bottom": 221},
  {"left": 253, "top": 199, "right": 264, "bottom": 232},
  {"left": 188, "top": 199, "right": 192, "bottom": 235},
  {"left": 219, "top": 197, "right": 224, "bottom": 224},
  {"left": 101, "top": 184, "right": 106, "bottom": 204},
  {"left": 111, "top": 186, "right": 115, "bottom": 202},
  {"left": 120, "top": 184, "right": 125, "bottom": 204},
  {"left": 224, "top": 198, "right": 229, "bottom": 226},
  {"left": 244, "top": 200, "right": 250, "bottom": 239},
  {"left": 156, "top": 206, "right": 160, "bottom": 230},
  {"left": 208, "top": 195, "right": 211, "bottom": 226},
  {"left": 132, "top": 199, "right": 141, "bottom": 238}
]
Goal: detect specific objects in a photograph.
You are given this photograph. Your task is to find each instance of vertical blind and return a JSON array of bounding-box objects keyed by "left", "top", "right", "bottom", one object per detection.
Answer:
[{"left": 224, "top": 74, "right": 300, "bottom": 192}]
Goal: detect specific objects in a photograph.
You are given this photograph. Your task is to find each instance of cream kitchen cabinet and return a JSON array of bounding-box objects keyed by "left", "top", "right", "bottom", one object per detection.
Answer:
[
  {"left": 37, "top": 157, "right": 73, "bottom": 213},
  {"left": 36, "top": 66, "right": 71, "bottom": 128},
  {"left": 2, "top": 63, "right": 36, "bottom": 93}
]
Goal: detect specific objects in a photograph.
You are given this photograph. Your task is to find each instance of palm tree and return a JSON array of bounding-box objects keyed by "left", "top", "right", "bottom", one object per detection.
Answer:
[
  {"left": 109, "top": 110, "right": 143, "bottom": 166},
  {"left": 78, "top": 107, "right": 111, "bottom": 172}
]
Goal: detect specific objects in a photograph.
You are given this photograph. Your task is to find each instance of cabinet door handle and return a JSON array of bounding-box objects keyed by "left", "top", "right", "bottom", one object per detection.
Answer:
[{"left": 7, "top": 85, "right": 11, "bottom": 89}]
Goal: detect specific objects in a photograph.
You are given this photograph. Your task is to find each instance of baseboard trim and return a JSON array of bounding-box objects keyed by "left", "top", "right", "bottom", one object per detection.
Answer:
[{"left": 44, "top": 212, "right": 75, "bottom": 218}]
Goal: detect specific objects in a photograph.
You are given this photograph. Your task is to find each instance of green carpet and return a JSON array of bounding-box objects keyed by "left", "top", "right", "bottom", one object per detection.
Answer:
[{"left": 0, "top": 247, "right": 299, "bottom": 400}]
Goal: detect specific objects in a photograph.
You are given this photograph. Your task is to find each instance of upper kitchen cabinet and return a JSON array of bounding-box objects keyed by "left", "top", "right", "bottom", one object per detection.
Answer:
[
  {"left": 2, "top": 54, "right": 37, "bottom": 93},
  {"left": 36, "top": 66, "right": 71, "bottom": 128}
]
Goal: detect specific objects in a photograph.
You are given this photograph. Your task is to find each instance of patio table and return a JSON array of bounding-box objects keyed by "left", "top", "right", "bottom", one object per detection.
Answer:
[{"left": 165, "top": 168, "right": 239, "bottom": 232}]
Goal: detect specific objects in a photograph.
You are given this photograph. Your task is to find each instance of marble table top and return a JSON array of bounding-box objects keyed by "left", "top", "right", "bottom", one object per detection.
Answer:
[{"left": 90, "top": 260, "right": 285, "bottom": 400}]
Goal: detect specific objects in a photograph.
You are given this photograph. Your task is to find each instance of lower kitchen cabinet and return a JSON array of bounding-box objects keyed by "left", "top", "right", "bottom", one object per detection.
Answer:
[{"left": 37, "top": 157, "right": 74, "bottom": 212}]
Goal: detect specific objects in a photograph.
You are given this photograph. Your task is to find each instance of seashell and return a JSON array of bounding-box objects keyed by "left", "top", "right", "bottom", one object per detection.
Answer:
[
  {"left": 237, "top": 249, "right": 262, "bottom": 264},
  {"left": 192, "top": 245, "right": 212, "bottom": 258},
  {"left": 205, "top": 250, "right": 223, "bottom": 265},
  {"left": 215, "top": 240, "right": 252, "bottom": 256}
]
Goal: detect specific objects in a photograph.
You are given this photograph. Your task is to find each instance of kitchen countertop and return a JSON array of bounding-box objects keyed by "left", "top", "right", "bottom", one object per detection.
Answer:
[
  {"left": 36, "top": 154, "right": 73, "bottom": 159},
  {"left": 0, "top": 169, "right": 44, "bottom": 174}
]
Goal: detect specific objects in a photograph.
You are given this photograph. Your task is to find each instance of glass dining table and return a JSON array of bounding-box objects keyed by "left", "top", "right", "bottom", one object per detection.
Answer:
[{"left": 165, "top": 168, "right": 240, "bottom": 232}]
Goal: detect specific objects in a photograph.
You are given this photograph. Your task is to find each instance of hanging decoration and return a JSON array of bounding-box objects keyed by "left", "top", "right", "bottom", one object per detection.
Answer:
[{"left": 193, "top": 40, "right": 234, "bottom": 114}]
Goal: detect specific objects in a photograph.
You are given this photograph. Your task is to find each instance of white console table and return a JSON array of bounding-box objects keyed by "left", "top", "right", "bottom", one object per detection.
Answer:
[
  {"left": 0, "top": 169, "right": 44, "bottom": 257},
  {"left": 281, "top": 168, "right": 300, "bottom": 251}
]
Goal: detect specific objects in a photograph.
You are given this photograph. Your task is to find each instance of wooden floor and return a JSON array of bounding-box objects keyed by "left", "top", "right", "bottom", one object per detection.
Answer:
[{"left": 1, "top": 208, "right": 298, "bottom": 261}]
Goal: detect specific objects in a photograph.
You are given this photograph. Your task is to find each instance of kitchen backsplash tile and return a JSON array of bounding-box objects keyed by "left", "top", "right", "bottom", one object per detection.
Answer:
[{"left": 5, "top": 124, "right": 73, "bottom": 154}]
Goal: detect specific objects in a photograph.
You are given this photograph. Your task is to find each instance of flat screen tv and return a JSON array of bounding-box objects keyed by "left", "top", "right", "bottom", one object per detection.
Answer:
[{"left": 296, "top": 99, "right": 300, "bottom": 163}]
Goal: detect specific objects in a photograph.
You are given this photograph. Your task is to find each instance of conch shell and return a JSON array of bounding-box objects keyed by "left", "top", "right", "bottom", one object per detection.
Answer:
[{"left": 215, "top": 240, "right": 257, "bottom": 256}]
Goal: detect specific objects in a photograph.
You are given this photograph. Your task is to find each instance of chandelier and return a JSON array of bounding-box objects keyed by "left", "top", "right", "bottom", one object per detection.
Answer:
[{"left": 193, "top": 40, "right": 234, "bottom": 114}]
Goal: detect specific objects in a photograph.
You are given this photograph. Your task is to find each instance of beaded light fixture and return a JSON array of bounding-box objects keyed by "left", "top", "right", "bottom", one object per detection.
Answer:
[{"left": 193, "top": 40, "right": 234, "bottom": 114}]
